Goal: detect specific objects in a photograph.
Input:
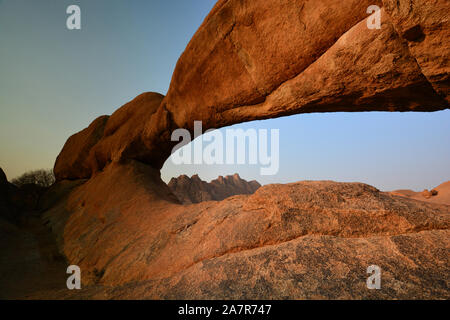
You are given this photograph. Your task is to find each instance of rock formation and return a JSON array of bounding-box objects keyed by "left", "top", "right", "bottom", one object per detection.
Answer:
[
  {"left": 0, "top": 167, "right": 27, "bottom": 222},
  {"left": 2, "top": 0, "right": 449, "bottom": 299},
  {"left": 421, "top": 189, "right": 438, "bottom": 199},
  {"left": 391, "top": 181, "right": 450, "bottom": 205},
  {"left": 54, "top": 0, "right": 449, "bottom": 180},
  {"left": 168, "top": 174, "right": 261, "bottom": 204},
  {"left": 54, "top": 93, "right": 164, "bottom": 181},
  {"left": 0, "top": 167, "right": 16, "bottom": 221},
  {"left": 29, "top": 173, "right": 450, "bottom": 299},
  {"left": 0, "top": 167, "right": 7, "bottom": 183}
]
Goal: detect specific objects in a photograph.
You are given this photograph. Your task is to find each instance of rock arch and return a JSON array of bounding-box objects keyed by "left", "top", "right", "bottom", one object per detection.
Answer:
[{"left": 54, "top": 0, "right": 449, "bottom": 181}]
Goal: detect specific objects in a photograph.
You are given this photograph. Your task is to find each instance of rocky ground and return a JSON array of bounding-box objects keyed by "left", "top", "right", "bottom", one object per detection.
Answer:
[
  {"left": 1, "top": 163, "right": 449, "bottom": 299},
  {"left": 391, "top": 181, "right": 450, "bottom": 206}
]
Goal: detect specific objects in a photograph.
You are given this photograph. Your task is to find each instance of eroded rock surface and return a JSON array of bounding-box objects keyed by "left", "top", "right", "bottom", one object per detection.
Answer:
[
  {"left": 27, "top": 162, "right": 450, "bottom": 299},
  {"left": 383, "top": 0, "right": 450, "bottom": 103},
  {"left": 54, "top": 116, "right": 109, "bottom": 181},
  {"left": 54, "top": 93, "right": 164, "bottom": 181}
]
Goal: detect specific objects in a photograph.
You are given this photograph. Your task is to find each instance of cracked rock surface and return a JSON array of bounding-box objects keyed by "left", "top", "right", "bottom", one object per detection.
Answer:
[{"left": 24, "top": 161, "right": 449, "bottom": 299}]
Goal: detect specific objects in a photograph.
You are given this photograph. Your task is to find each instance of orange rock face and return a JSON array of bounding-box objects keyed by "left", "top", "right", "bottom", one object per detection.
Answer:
[
  {"left": 54, "top": 93, "right": 163, "bottom": 181},
  {"left": 54, "top": 115, "right": 109, "bottom": 180},
  {"left": 383, "top": 0, "right": 450, "bottom": 103},
  {"left": 162, "top": 0, "right": 448, "bottom": 129},
  {"left": 36, "top": 163, "right": 449, "bottom": 299},
  {"left": 391, "top": 181, "right": 450, "bottom": 205}
]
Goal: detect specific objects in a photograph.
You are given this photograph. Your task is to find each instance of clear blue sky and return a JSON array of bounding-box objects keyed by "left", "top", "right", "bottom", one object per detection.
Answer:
[{"left": 1, "top": 0, "right": 449, "bottom": 191}]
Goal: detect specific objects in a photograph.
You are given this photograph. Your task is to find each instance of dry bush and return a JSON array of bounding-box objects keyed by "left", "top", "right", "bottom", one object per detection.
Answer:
[{"left": 11, "top": 169, "right": 55, "bottom": 188}]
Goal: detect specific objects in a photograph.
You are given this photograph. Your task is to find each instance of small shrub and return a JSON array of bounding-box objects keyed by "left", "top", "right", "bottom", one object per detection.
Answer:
[{"left": 11, "top": 169, "right": 55, "bottom": 188}]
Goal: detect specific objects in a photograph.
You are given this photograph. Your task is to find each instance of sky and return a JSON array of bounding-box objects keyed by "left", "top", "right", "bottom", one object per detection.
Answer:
[{"left": 1, "top": 0, "right": 449, "bottom": 191}]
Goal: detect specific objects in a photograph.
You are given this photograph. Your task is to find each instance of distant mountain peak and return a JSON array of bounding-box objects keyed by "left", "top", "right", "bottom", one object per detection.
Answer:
[{"left": 168, "top": 174, "right": 261, "bottom": 204}]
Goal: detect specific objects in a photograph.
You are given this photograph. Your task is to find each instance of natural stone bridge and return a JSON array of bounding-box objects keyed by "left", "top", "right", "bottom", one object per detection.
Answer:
[{"left": 54, "top": 0, "right": 449, "bottom": 181}]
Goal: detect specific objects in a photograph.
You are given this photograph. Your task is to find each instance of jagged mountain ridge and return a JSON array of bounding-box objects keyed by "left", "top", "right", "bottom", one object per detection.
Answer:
[{"left": 168, "top": 174, "right": 261, "bottom": 204}]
